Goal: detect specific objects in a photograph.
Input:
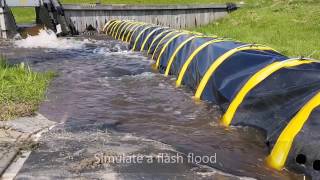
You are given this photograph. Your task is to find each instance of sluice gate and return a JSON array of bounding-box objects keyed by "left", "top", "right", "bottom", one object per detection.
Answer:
[
  {"left": 0, "top": 0, "right": 75, "bottom": 38},
  {"left": 104, "top": 20, "right": 320, "bottom": 178}
]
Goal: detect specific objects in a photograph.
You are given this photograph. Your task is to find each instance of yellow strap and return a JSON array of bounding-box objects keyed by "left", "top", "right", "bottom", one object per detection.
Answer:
[
  {"left": 125, "top": 23, "right": 142, "bottom": 42},
  {"left": 132, "top": 26, "right": 157, "bottom": 51},
  {"left": 129, "top": 24, "right": 148, "bottom": 43},
  {"left": 176, "top": 39, "right": 226, "bottom": 87},
  {"left": 155, "top": 32, "right": 190, "bottom": 68},
  {"left": 103, "top": 20, "right": 115, "bottom": 33},
  {"left": 222, "top": 59, "right": 317, "bottom": 127},
  {"left": 117, "top": 22, "right": 130, "bottom": 40},
  {"left": 110, "top": 21, "right": 121, "bottom": 37},
  {"left": 113, "top": 21, "right": 125, "bottom": 38},
  {"left": 194, "top": 45, "right": 277, "bottom": 100},
  {"left": 126, "top": 24, "right": 140, "bottom": 42},
  {"left": 106, "top": 20, "right": 118, "bottom": 34},
  {"left": 140, "top": 27, "right": 164, "bottom": 51},
  {"left": 122, "top": 22, "right": 138, "bottom": 41},
  {"left": 112, "top": 21, "right": 125, "bottom": 38},
  {"left": 118, "top": 22, "right": 134, "bottom": 40},
  {"left": 151, "top": 31, "right": 178, "bottom": 60},
  {"left": 165, "top": 36, "right": 219, "bottom": 77},
  {"left": 164, "top": 36, "right": 197, "bottom": 76},
  {"left": 106, "top": 21, "right": 118, "bottom": 35},
  {"left": 265, "top": 74, "right": 320, "bottom": 170},
  {"left": 115, "top": 21, "right": 129, "bottom": 40},
  {"left": 147, "top": 29, "right": 173, "bottom": 54}
]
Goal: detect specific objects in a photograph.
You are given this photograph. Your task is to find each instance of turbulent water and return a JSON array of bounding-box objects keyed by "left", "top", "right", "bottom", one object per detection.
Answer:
[{"left": 0, "top": 32, "right": 305, "bottom": 179}]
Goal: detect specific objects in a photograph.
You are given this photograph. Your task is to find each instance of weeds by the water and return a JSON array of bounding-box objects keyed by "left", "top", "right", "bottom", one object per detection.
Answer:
[
  {"left": 193, "top": 0, "right": 320, "bottom": 59},
  {"left": 0, "top": 58, "right": 54, "bottom": 120}
]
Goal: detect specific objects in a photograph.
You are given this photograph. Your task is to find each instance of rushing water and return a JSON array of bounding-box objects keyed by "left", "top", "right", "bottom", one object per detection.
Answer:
[{"left": 0, "top": 32, "right": 305, "bottom": 179}]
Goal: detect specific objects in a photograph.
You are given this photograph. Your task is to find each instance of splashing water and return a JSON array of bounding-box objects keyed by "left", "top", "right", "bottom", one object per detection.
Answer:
[{"left": 14, "top": 29, "right": 87, "bottom": 49}]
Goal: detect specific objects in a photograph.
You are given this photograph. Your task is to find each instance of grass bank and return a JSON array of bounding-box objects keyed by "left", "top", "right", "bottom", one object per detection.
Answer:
[
  {"left": 193, "top": 0, "right": 320, "bottom": 59},
  {"left": 0, "top": 58, "right": 54, "bottom": 120},
  {"left": 11, "top": 7, "right": 36, "bottom": 24}
]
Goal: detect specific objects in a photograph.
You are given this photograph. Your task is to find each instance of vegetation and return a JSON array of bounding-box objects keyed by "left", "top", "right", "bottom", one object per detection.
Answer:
[
  {"left": 193, "top": 0, "right": 320, "bottom": 59},
  {"left": 11, "top": 7, "right": 36, "bottom": 24},
  {"left": 0, "top": 58, "right": 54, "bottom": 120}
]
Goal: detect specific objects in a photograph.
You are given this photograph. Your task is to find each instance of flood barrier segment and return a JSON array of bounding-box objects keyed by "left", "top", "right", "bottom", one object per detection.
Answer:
[
  {"left": 133, "top": 26, "right": 159, "bottom": 51},
  {"left": 141, "top": 27, "right": 167, "bottom": 51},
  {"left": 155, "top": 32, "right": 191, "bottom": 68},
  {"left": 175, "top": 39, "right": 229, "bottom": 87},
  {"left": 194, "top": 44, "right": 278, "bottom": 99},
  {"left": 148, "top": 29, "right": 175, "bottom": 54},
  {"left": 103, "top": 20, "right": 320, "bottom": 178}
]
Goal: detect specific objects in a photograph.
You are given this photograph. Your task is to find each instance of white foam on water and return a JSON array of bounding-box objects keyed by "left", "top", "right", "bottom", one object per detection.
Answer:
[
  {"left": 121, "top": 72, "right": 156, "bottom": 80},
  {"left": 93, "top": 44, "right": 128, "bottom": 55},
  {"left": 93, "top": 45, "right": 149, "bottom": 60},
  {"left": 14, "top": 29, "right": 87, "bottom": 49}
]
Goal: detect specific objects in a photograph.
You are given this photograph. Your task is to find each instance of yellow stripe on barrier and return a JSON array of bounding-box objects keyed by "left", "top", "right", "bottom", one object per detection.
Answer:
[
  {"left": 110, "top": 21, "right": 121, "bottom": 37},
  {"left": 113, "top": 21, "right": 125, "bottom": 38},
  {"left": 222, "top": 59, "right": 317, "bottom": 127},
  {"left": 265, "top": 67, "right": 320, "bottom": 170},
  {"left": 267, "top": 94, "right": 320, "bottom": 170},
  {"left": 106, "top": 20, "right": 118, "bottom": 34},
  {"left": 117, "top": 22, "right": 132, "bottom": 40},
  {"left": 133, "top": 26, "right": 158, "bottom": 51},
  {"left": 151, "top": 31, "right": 178, "bottom": 60},
  {"left": 112, "top": 21, "right": 126, "bottom": 38},
  {"left": 129, "top": 24, "right": 148, "bottom": 43},
  {"left": 165, "top": 35, "right": 219, "bottom": 77},
  {"left": 125, "top": 23, "right": 143, "bottom": 42},
  {"left": 122, "top": 22, "right": 139, "bottom": 41},
  {"left": 103, "top": 20, "right": 115, "bottom": 33},
  {"left": 115, "top": 21, "right": 129, "bottom": 40},
  {"left": 194, "top": 45, "right": 278, "bottom": 100},
  {"left": 164, "top": 36, "right": 197, "bottom": 76},
  {"left": 126, "top": 24, "right": 140, "bottom": 42},
  {"left": 176, "top": 39, "right": 226, "bottom": 87},
  {"left": 155, "top": 32, "right": 190, "bottom": 68},
  {"left": 106, "top": 21, "right": 118, "bottom": 35},
  {"left": 147, "top": 29, "right": 173, "bottom": 54},
  {"left": 140, "top": 27, "right": 165, "bottom": 51}
]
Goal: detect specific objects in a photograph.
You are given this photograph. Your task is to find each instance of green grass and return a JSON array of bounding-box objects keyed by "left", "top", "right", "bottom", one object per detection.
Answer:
[
  {"left": 11, "top": 7, "right": 36, "bottom": 24},
  {"left": 193, "top": 0, "right": 320, "bottom": 59},
  {"left": 0, "top": 58, "right": 54, "bottom": 120}
]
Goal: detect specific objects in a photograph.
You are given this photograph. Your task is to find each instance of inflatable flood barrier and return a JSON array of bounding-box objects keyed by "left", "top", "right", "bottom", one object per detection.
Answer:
[{"left": 103, "top": 20, "right": 320, "bottom": 177}]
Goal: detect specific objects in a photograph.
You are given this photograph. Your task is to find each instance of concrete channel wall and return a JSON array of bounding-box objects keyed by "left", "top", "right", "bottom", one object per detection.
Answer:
[{"left": 63, "top": 4, "right": 237, "bottom": 33}]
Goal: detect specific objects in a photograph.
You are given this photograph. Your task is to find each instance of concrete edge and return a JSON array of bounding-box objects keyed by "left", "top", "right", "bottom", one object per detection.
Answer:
[
  {"left": 62, "top": 3, "right": 240, "bottom": 11},
  {"left": 0, "top": 147, "right": 18, "bottom": 176},
  {"left": 0, "top": 113, "right": 57, "bottom": 178}
]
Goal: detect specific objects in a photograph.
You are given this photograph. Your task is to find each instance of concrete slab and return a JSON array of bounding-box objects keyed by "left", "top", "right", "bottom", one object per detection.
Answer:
[
  {"left": 0, "top": 113, "right": 56, "bottom": 134},
  {"left": 0, "top": 113, "right": 56, "bottom": 178}
]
